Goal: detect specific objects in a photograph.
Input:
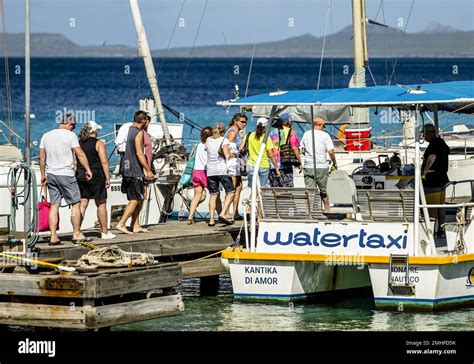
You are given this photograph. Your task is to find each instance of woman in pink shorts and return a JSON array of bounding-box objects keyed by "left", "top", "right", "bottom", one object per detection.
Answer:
[{"left": 187, "top": 126, "right": 213, "bottom": 224}]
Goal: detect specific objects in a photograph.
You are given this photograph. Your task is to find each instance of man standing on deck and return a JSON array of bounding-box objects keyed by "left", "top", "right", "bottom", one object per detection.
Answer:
[
  {"left": 422, "top": 124, "right": 450, "bottom": 238},
  {"left": 301, "top": 117, "right": 337, "bottom": 213},
  {"left": 39, "top": 113, "right": 93, "bottom": 245},
  {"left": 115, "top": 110, "right": 154, "bottom": 235}
]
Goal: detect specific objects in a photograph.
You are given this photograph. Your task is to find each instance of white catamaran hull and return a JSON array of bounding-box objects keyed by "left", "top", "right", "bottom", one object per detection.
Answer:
[
  {"left": 223, "top": 220, "right": 418, "bottom": 302},
  {"left": 369, "top": 260, "right": 474, "bottom": 311},
  {"left": 228, "top": 259, "right": 370, "bottom": 301}
]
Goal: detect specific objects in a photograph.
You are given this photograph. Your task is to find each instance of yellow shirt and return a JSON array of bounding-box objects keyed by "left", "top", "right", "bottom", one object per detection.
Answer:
[{"left": 247, "top": 132, "right": 275, "bottom": 169}]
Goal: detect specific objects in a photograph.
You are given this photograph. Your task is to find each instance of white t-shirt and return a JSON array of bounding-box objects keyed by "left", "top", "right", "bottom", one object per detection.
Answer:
[
  {"left": 301, "top": 129, "right": 335, "bottom": 169},
  {"left": 193, "top": 142, "right": 207, "bottom": 171},
  {"left": 39, "top": 129, "right": 80, "bottom": 176},
  {"left": 222, "top": 137, "right": 239, "bottom": 155},
  {"left": 115, "top": 122, "right": 132, "bottom": 153},
  {"left": 205, "top": 136, "right": 227, "bottom": 177}
]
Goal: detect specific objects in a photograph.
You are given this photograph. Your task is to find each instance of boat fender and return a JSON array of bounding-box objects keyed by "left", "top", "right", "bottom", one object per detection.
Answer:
[{"left": 337, "top": 124, "right": 348, "bottom": 143}]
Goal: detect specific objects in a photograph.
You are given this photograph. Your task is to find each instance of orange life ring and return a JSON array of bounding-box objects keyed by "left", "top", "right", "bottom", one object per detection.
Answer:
[{"left": 338, "top": 124, "right": 348, "bottom": 143}]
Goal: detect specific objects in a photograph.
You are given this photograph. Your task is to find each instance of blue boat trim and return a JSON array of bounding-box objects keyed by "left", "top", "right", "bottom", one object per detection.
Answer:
[
  {"left": 235, "top": 293, "right": 307, "bottom": 298},
  {"left": 375, "top": 294, "right": 474, "bottom": 304}
]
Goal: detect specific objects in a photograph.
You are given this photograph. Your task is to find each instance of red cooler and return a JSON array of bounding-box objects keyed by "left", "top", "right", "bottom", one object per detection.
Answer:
[{"left": 344, "top": 127, "right": 371, "bottom": 151}]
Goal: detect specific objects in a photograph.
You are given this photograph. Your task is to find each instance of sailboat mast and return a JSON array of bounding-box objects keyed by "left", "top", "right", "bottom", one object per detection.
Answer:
[
  {"left": 351, "top": 0, "right": 367, "bottom": 87},
  {"left": 24, "top": 0, "right": 31, "bottom": 229},
  {"left": 129, "top": 0, "right": 171, "bottom": 146},
  {"left": 350, "top": 0, "right": 369, "bottom": 125}
]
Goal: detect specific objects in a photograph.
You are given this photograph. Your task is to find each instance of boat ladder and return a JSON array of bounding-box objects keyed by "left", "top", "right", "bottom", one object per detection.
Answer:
[{"left": 388, "top": 254, "right": 415, "bottom": 296}]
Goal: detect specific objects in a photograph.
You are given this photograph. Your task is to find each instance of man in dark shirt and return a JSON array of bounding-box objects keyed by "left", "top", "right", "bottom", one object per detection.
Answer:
[
  {"left": 421, "top": 124, "right": 450, "bottom": 238},
  {"left": 115, "top": 110, "right": 154, "bottom": 235}
]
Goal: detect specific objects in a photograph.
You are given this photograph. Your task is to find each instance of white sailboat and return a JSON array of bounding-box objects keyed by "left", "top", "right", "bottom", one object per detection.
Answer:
[{"left": 0, "top": 0, "right": 188, "bottom": 241}]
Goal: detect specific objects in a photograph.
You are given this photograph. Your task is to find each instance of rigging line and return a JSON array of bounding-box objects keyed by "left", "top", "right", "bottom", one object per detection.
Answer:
[
  {"left": 162, "top": 103, "right": 202, "bottom": 130},
  {"left": 316, "top": 0, "right": 331, "bottom": 90},
  {"left": 222, "top": 32, "right": 231, "bottom": 59},
  {"left": 222, "top": 32, "right": 237, "bottom": 86},
  {"left": 0, "top": 0, "right": 12, "bottom": 130},
  {"left": 179, "top": 0, "right": 209, "bottom": 89},
  {"left": 0, "top": 90, "right": 7, "bottom": 123},
  {"left": 365, "top": 0, "right": 383, "bottom": 86},
  {"left": 329, "top": 0, "right": 334, "bottom": 89},
  {"left": 157, "top": 0, "right": 186, "bottom": 76},
  {"left": 381, "top": 0, "right": 393, "bottom": 84},
  {"left": 245, "top": 0, "right": 266, "bottom": 98},
  {"left": 244, "top": 42, "right": 256, "bottom": 98},
  {"left": 367, "top": 64, "right": 377, "bottom": 86},
  {"left": 388, "top": 0, "right": 415, "bottom": 85}
]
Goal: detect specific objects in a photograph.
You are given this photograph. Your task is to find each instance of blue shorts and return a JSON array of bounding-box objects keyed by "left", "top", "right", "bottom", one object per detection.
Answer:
[
  {"left": 207, "top": 175, "right": 235, "bottom": 195},
  {"left": 246, "top": 166, "right": 270, "bottom": 188}
]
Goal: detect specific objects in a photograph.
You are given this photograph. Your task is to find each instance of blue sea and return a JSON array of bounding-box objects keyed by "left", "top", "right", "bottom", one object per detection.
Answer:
[
  {"left": 2, "top": 57, "right": 474, "bottom": 331},
  {"left": 3, "top": 57, "right": 474, "bottom": 163}
]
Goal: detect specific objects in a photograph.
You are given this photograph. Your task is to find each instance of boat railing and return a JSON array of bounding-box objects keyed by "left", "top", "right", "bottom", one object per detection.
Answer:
[
  {"left": 260, "top": 187, "right": 325, "bottom": 221},
  {"left": 445, "top": 179, "right": 474, "bottom": 204},
  {"left": 259, "top": 186, "right": 417, "bottom": 223},
  {"left": 356, "top": 189, "right": 415, "bottom": 222}
]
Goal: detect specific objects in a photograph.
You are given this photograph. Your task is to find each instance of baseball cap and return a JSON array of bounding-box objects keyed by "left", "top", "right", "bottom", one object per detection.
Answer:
[
  {"left": 87, "top": 120, "right": 103, "bottom": 132},
  {"left": 279, "top": 113, "right": 293, "bottom": 122},
  {"left": 256, "top": 117, "right": 268, "bottom": 127},
  {"left": 423, "top": 123, "right": 436, "bottom": 132}
]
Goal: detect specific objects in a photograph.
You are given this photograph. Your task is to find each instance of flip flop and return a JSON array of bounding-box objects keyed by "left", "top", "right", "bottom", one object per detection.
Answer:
[
  {"left": 208, "top": 222, "right": 216, "bottom": 227},
  {"left": 48, "top": 240, "right": 63, "bottom": 246},
  {"left": 218, "top": 216, "right": 234, "bottom": 225},
  {"left": 72, "top": 237, "right": 94, "bottom": 244},
  {"left": 233, "top": 215, "right": 243, "bottom": 221}
]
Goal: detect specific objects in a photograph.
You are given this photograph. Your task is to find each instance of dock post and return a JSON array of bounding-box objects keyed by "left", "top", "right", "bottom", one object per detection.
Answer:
[{"left": 200, "top": 275, "right": 220, "bottom": 295}]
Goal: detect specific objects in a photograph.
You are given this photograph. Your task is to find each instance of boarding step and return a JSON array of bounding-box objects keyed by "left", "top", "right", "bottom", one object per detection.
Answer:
[{"left": 388, "top": 254, "right": 415, "bottom": 296}]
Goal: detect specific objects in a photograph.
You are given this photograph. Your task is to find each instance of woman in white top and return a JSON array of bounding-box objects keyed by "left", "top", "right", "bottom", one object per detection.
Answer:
[
  {"left": 206, "top": 122, "right": 235, "bottom": 226},
  {"left": 222, "top": 112, "right": 247, "bottom": 221},
  {"left": 187, "top": 126, "right": 213, "bottom": 224}
]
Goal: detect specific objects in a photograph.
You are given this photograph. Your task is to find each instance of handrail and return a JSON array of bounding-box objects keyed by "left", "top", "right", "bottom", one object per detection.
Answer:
[
  {"left": 250, "top": 106, "right": 281, "bottom": 252},
  {"left": 419, "top": 202, "right": 474, "bottom": 208}
]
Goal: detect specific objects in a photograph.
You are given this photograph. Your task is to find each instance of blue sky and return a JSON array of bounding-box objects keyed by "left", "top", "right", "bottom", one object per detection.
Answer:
[{"left": 5, "top": 0, "right": 474, "bottom": 48}]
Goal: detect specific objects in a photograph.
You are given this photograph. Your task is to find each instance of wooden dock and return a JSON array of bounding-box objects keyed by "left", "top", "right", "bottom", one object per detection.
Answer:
[
  {"left": 34, "top": 221, "right": 241, "bottom": 279},
  {"left": 0, "top": 263, "right": 183, "bottom": 329},
  {"left": 0, "top": 220, "right": 241, "bottom": 329}
]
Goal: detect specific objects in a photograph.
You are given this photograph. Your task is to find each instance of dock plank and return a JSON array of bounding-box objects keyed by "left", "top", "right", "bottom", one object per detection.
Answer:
[
  {"left": 0, "top": 301, "right": 86, "bottom": 329},
  {"left": 35, "top": 221, "right": 239, "bottom": 262},
  {"left": 0, "top": 273, "right": 86, "bottom": 298},
  {"left": 180, "top": 257, "right": 228, "bottom": 279},
  {"left": 86, "top": 265, "right": 181, "bottom": 298},
  {"left": 0, "top": 263, "right": 181, "bottom": 299},
  {"left": 85, "top": 293, "right": 183, "bottom": 329}
]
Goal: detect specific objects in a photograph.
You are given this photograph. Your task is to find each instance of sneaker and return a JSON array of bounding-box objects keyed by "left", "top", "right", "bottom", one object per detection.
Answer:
[{"left": 101, "top": 232, "right": 116, "bottom": 240}]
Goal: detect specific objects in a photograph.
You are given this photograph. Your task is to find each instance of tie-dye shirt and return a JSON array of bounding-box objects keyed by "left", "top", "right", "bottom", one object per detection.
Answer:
[{"left": 269, "top": 126, "right": 300, "bottom": 169}]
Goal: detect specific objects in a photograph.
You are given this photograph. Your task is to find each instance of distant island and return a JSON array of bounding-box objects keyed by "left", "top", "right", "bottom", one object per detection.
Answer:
[{"left": 2, "top": 21, "right": 473, "bottom": 58}]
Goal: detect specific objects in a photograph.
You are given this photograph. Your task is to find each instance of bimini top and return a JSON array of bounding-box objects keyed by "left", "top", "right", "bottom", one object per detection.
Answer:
[{"left": 218, "top": 81, "right": 474, "bottom": 110}]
